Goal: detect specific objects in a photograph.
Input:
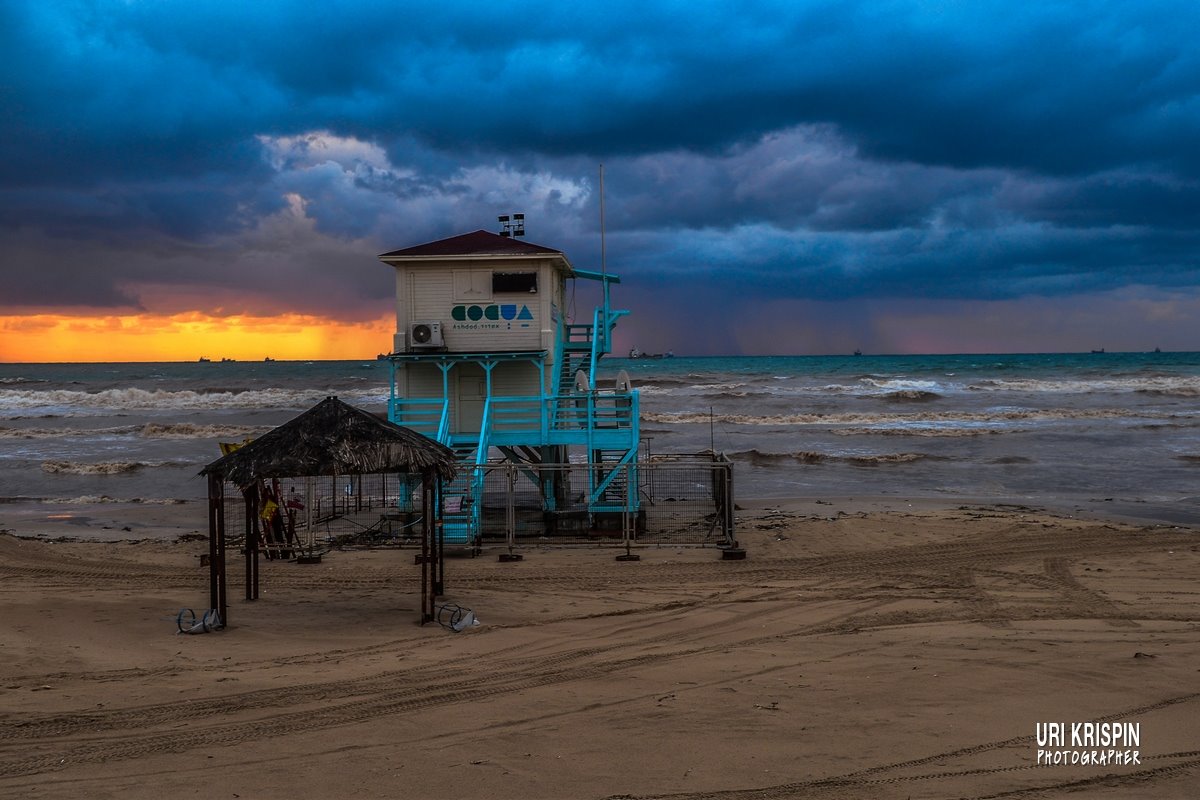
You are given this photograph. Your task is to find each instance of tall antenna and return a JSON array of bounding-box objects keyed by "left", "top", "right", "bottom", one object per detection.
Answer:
[{"left": 599, "top": 164, "right": 606, "bottom": 278}]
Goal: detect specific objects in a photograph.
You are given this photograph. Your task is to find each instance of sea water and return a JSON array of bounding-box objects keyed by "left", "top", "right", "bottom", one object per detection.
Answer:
[{"left": 2, "top": 353, "right": 1198, "bottom": 526}]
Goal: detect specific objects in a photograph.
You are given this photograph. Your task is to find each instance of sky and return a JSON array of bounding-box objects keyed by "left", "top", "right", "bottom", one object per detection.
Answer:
[{"left": 2, "top": 0, "right": 1199, "bottom": 360}]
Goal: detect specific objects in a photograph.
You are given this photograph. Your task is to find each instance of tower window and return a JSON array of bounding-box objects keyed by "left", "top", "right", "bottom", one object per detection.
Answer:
[{"left": 492, "top": 272, "right": 538, "bottom": 293}]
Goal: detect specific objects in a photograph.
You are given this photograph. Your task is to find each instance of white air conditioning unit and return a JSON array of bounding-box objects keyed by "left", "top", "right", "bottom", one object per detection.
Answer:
[{"left": 408, "top": 321, "right": 444, "bottom": 350}]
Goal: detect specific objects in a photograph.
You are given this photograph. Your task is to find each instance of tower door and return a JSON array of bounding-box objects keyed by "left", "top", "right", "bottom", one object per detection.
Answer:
[{"left": 454, "top": 363, "right": 487, "bottom": 434}]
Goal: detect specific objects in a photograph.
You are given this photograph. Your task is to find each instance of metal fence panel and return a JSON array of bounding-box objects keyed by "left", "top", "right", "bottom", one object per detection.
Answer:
[
  {"left": 217, "top": 455, "right": 734, "bottom": 553},
  {"left": 479, "top": 457, "right": 734, "bottom": 548}
]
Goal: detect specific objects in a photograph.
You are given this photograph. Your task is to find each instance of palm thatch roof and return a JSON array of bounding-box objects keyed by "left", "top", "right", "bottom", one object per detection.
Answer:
[{"left": 201, "top": 396, "right": 458, "bottom": 485}]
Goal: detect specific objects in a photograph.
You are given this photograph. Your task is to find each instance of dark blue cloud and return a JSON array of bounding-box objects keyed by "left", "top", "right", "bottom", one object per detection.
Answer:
[
  {"left": 1, "top": 0, "right": 1198, "bottom": 353},
  {"left": 7, "top": 1, "right": 1198, "bottom": 180}
]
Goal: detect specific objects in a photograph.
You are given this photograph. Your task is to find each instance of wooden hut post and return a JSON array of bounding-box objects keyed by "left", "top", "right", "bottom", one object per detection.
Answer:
[{"left": 245, "top": 487, "right": 260, "bottom": 601}]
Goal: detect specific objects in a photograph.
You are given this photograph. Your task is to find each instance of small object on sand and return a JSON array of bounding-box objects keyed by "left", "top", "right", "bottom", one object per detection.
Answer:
[
  {"left": 1133, "top": 651, "right": 1157, "bottom": 659},
  {"left": 435, "top": 603, "right": 478, "bottom": 632},
  {"left": 176, "top": 608, "right": 223, "bottom": 635}
]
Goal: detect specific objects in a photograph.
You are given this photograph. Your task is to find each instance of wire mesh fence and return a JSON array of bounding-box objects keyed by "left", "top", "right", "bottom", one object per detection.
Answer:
[
  {"left": 476, "top": 456, "right": 734, "bottom": 548},
  {"left": 214, "top": 472, "right": 429, "bottom": 556},
  {"left": 214, "top": 454, "right": 734, "bottom": 554}
]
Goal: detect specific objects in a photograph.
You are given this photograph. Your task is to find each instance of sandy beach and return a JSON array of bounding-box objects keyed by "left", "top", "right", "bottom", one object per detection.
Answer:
[{"left": 2, "top": 498, "right": 1197, "bottom": 799}]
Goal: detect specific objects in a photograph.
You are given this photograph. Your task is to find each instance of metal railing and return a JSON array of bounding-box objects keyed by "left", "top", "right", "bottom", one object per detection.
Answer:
[
  {"left": 388, "top": 397, "right": 443, "bottom": 438},
  {"left": 563, "top": 322, "right": 595, "bottom": 350},
  {"left": 391, "top": 388, "right": 638, "bottom": 448}
]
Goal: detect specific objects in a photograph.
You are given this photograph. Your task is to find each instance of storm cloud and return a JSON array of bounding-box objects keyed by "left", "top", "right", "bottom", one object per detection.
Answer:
[{"left": 2, "top": 0, "right": 1198, "bottom": 353}]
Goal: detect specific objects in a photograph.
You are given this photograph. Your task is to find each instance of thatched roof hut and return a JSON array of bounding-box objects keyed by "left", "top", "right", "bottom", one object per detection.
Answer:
[
  {"left": 202, "top": 396, "right": 458, "bottom": 627},
  {"left": 202, "top": 396, "right": 457, "bottom": 484}
]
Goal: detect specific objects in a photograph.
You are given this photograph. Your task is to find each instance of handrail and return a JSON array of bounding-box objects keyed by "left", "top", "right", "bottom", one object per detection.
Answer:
[
  {"left": 563, "top": 323, "right": 594, "bottom": 343},
  {"left": 390, "top": 397, "right": 443, "bottom": 437},
  {"left": 487, "top": 391, "right": 638, "bottom": 440},
  {"left": 471, "top": 396, "right": 494, "bottom": 538},
  {"left": 476, "top": 396, "right": 493, "bottom": 463},
  {"left": 589, "top": 447, "right": 637, "bottom": 505},
  {"left": 436, "top": 395, "right": 451, "bottom": 444},
  {"left": 553, "top": 315, "right": 565, "bottom": 396},
  {"left": 588, "top": 306, "right": 603, "bottom": 384}
]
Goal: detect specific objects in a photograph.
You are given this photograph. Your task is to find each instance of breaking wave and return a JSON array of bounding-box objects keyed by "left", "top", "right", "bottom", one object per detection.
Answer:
[
  {"left": 728, "top": 449, "right": 829, "bottom": 465},
  {"left": 969, "top": 376, "right": 1200, "bottom": 394},
  {"left": 638, "top": 381, "right": 751, "bottom": 396},
  {"left": 847, "top": 452, "right": 944, "bottom": 465},
  {"left": 40, "top": 460, "right": 187, "bottom": 475},
  {"left": 1135, "top": 387, "right": 1200, "bottom": 397},
  {"left": 0, "top": 423, "right": 264, "bottom": 439},
  {"left": 879, "top": 390, "right": 942, "bottom": 402},
  {"left": 832, "top": 426, "right": 1017, "bottom": 437},
  {"left": 43, "top": 495, "right": 190, "bottom": 505},
  {"left": 0, "top": 425, "right": 137, "bottom": 438},
  {"left": 138, "top": 423, "right": 264, "bottom": 439},
  {"left": 643, "top": 407, "right": 1193, "bottom": 427},
  {"left": 859, "top": 379, "right": 948, "bottom": 398},
  {"left": 696, "top": 391, "right": 751, "bottom": 400},
  {"left": 639, "top": 373, "right": 1200, "bottom": 398},
  {"left": 42, "top": 461, "right": 146, "bottom": 475},
  {"left": 729, "top": 449, "right": 947, "bottom": 466},
  {"left": 0, "top": 386, "right": 384, "bottom": 415}
]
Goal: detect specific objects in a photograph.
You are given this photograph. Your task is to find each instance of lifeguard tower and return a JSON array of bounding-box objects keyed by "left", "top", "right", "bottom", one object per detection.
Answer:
[{"left": 379, "top": 224, "right": 639, "bottom": 545}]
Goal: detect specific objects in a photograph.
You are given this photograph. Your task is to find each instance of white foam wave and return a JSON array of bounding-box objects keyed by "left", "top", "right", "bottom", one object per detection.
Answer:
[
  {"left": 43, "top": 495, "right": 190, "bottom": 505},
  {"left": 729, "top": 449, "right": 947, "bottom": 466},
  {"left": 139, "top": 423, "right": 265, "bottom": 439},
  {"left": 638, "top": 381, "right": 749, "bottom": 396},
  {"left": 642, "top": 408, "right": 1189, "bottom": 426},
  {"left": 42, "top": 461, "right": 145, "bottom": 475},
  {"left": 0, "top": 422, "right": 265, "bottom": 440},
  {"left": 40, "top": 459, "right": 189, "bottom": 475},
  {"left": 860, "top": 378, "right": 949, "bottom": 394},
  {"left": 0, "top": 425, "right": 139, "bottom": 438},
  {"left": 638, "top": 373, "right": 1200, "bottom": 399},
  {"left": 0, "top": 386, "right": 385, "bottom": 415},
  {"left": 968, "top": 376, "right": 1200, "bottom": 394},
  {"left": 832, "top": 426, "right": 1019, "bottom": 437}
]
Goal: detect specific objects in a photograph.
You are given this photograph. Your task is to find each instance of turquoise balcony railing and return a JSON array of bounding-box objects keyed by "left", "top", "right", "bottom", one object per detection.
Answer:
[{"left": 388, "top": 397, "right": 444, "bottom": 440}]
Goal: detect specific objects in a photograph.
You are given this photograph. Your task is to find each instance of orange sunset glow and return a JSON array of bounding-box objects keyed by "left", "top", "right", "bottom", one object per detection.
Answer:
[{"left": 0, "top": 313, "right": 394, "bottom": 363}]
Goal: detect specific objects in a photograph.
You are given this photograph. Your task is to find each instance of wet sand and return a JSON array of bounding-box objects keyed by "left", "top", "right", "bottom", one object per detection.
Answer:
[{"left": 1, "top": 500, "right": 1198, "bottom": 799}]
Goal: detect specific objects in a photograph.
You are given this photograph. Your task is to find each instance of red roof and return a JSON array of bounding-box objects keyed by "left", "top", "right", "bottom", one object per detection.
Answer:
[{"left": 379, "top": 230, "right": 564, "bottom": 258}]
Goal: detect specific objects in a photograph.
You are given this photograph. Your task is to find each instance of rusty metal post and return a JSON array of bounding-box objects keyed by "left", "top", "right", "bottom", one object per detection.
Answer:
[
  {"left": 497, "top": 462, "right": 523, "bottom": 561},
  {"left": 419, "top": 475, "right": 432, "bottom": 623},
  {"left": 208, "top": 474, "right": 219, "bottom": 611},
  {"left": 725, "top": 461, "right": 736, "bottom": 545},
  {"left": 216, "top": 480, "right": 227, "bottom": 623},
  {"left": 616, "top": 463, "right": 640, "bottom": 561},
  {"left": 433, "top": 471, "right": 445, "bottom": 596},
  {"left": 208, "top": 475, "right": 227, "bottom": 624}
]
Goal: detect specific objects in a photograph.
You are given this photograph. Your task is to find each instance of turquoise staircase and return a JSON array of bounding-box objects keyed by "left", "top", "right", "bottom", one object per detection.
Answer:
[{"left": 388, "top": 285, "right": 638, "bottom": 544}]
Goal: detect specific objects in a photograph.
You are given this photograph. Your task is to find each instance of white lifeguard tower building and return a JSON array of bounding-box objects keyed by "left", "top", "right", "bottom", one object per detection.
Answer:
[{"left": 379, "top": 227, "right": 639, "bottom": 544}]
